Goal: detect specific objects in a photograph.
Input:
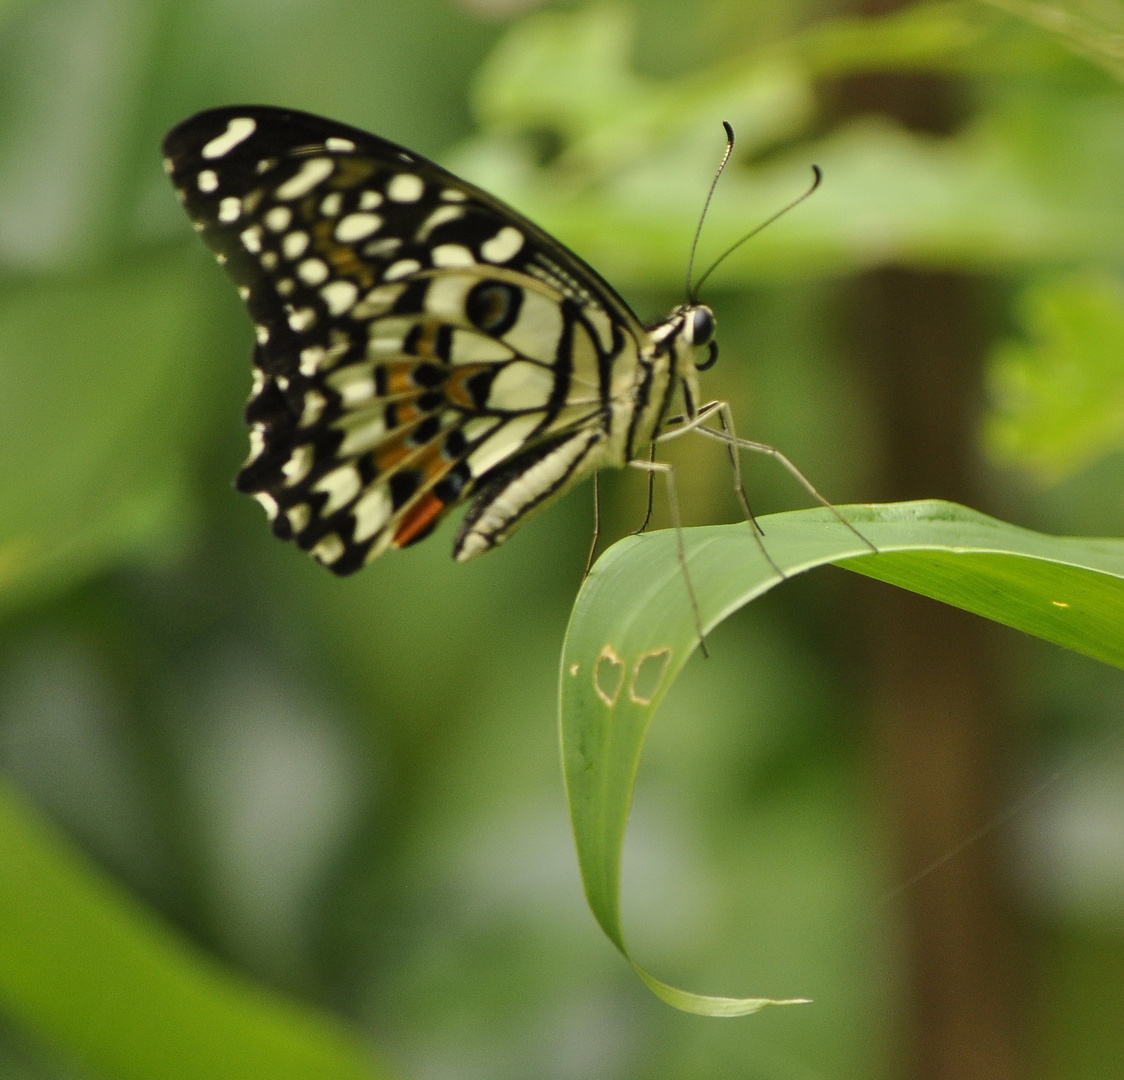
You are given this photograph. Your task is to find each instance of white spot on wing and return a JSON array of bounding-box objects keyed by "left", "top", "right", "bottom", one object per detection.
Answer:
[
  {"left": 337, "top": 412, "right": 388, "bottom": 456},
  {"left": 197, "top": 170, "right": 219, "bottom": 192},
  {"left": 335, "top": 212, "right": 382, "bottom": 242},
  {"left": 245, "top": 427, "right": 265, "bottom": 463},
  {"left": 253, "top": 491, "right": 279, "bottom": 519},
  {"left": 300, "top": 390, "right": 327, "bottom": 427},
  {"left": 264, "top": 205, "right": 292, "bottom": 232},
  {"left": 202, "top": 116, "right": 257, "bottom": 159},
  {"left": 352, "top": 484, "right": 392, "bottom": 541},
  {"left": 240, "top": 225, "right": 263, "bottom": 253},
  {"left": 287, "top": 503, "right": 311, "bottom": 533},
  {"left": 327, "top": 363, "right": 377, "bottom": 406},
  {"left": 218, "top": 196, "right": 242, "bottom": 223},
  {"left": 387, "top": 173, "right": 424, "bottom": 202},
  {"left": 312, "top": 534, "right": 345, "bottom": 564},
  {"left": 352, "top": 283, "right": 406, "bottom": 319},
  {"left": 359, "top": 190, "right": 383, "bottom": 210},
  {"left": 361, "top": 237, "right": 402, "bottom": 258},
  {"left": 321, "top": 280, "right": 359, "bottom": 314},
  {"left": 440, "top": 188, "right": 468, "bottom": 202},
  {"left": 432, "top": 244, "right": 475, "bottom": 268},
  {"left": 297, "top": 258, "right": 329, "bottom": 285},
  {"left": 283, "top": 444, "right": 315, "bottom": 485},
  {"left": 255, "top": 325, "right": 270, "bottom": 344},
  {"left": 320, "top": 192, "right": 343, "bottom": 217},
  {"left": 417, "top": 204, "right": 464, "bottom": 240},
  {"left": 300, "top": 346, "right": 326, "bottom": 375},
  {"left": 288, "top": 307, "right": 317, "bottom": 332},
  {"left": 282, "top": 231, "right": 309, "bottom": 260},
  {"left": 314, "top": 464, "right": 362, "bottom": 513},
  {"left": 481, "top": 226, "right": 524, "bottom": 263},
  {"left": 384, "top": 258, "right": 421, "bottom": 281},
  {"left": 274, "top": 157, "right": 334, "bottom": 200},
  {"left": 325, "top": 136, "right": 356, "bottom": 152}
]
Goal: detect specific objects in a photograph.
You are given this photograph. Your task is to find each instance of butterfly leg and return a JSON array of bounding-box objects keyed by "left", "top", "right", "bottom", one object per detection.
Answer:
[
  {"left": 583, "top": 472, "right": 602, "bottom": 579},
  {"left": 658, "top": 401, "right": 784, "bottom": 577},
  {"left": 627, "top": 456, "right": 709, "bottom": 659},
  {"left": 629, "top": 443, "right": 657, "bottom": 536},
  {"left": 663, "top": 400, "right": 878, "bottom": 555}
]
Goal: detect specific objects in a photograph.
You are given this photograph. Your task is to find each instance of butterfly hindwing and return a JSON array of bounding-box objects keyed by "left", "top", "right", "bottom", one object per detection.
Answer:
[{"left": 163, "top": 106, "right": 647, "bottom": 571}]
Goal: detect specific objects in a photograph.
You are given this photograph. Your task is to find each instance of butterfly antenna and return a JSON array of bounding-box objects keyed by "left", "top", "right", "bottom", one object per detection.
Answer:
[
  {"left": 691, "top": 165, "right": 822, "bottom": 298},
  {"left": 685, "top": 121, "right": 736, "bottom": 303}
]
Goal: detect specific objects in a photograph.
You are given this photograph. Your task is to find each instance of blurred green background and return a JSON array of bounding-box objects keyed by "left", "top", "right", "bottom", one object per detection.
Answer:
[{"left": 2, "top": 0, "right": 1124, "bottom": 1078}]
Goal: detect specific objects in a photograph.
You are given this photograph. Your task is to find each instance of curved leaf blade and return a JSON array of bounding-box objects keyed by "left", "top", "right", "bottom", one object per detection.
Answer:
[{"left": 559, "top": 500, "right": 1124, "bottom": 1015}]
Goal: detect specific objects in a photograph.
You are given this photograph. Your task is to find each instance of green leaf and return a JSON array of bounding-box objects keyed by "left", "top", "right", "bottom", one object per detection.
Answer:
[
  {"left": 559, "top": 500, "right": 1124, "bottom": 1014},
  {"left": 985, "top": 272, "right": 1124, "bottom": 482},
  {"left": 0, "top": 253, "right": 214, "bottom": 615},
  {"left": 981, "top": 0, "right": 1124, "bottom": 80},
  {"left": 0, "top": 779, "right": 387, "bottom": 1079}
]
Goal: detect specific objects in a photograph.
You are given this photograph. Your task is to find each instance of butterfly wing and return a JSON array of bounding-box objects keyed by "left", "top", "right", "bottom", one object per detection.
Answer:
[{"left": 163, "top": 106, "right": 649, "bottom": 572}]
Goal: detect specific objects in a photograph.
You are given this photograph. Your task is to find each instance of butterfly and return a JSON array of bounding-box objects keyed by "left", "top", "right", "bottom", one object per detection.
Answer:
[{"left": 162, "top": 106, "right": 723, "bottom": 575}]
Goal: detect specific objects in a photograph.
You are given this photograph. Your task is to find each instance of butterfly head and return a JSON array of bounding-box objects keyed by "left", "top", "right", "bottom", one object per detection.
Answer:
[
  {"left": 657, "top": 302, "right": 718, "bottom": 370},
  {"left": 683, "top": 303, "right": 718, "bottom": 371}
]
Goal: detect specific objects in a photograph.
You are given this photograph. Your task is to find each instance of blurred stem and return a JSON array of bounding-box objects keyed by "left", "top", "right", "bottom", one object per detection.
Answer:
[{"left": 830, "top": 4, "right": 1027, "bottom": 1078}]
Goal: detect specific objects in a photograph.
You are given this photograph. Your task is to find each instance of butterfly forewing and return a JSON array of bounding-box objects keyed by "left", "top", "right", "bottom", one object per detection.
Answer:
[{"left": 163, "top": 106, "right": 681, "bottom": 572}]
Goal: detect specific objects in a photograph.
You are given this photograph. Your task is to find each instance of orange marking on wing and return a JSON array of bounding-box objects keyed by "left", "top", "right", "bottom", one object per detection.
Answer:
[
  {"left": 374, "top": 438, "right": 412, "bottom": 472},
  {"left": 445, "top": 365, "right": 490, "bottom": 409},
  {"left": 393, "top": 491, "right": 446, "bottom": 547},
  {"left": 412, "top": 322, "right": 442, "bottom": 359},
  {"left": 385, "top": 363, "right": 418, "bottom": 395},
  {"left": 311, "top": 219, "right": 376, "bottom": 286}
]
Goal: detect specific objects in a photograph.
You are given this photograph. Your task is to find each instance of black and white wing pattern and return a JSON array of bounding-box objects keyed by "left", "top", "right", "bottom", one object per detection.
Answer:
[{"left": 162, "top": 106, "right": 711, "bottom": 573}]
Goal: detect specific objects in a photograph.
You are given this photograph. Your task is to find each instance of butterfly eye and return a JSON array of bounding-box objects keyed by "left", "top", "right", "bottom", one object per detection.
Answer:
[{"left": 686, "top": 305, "right": 715, "bottom": 347}]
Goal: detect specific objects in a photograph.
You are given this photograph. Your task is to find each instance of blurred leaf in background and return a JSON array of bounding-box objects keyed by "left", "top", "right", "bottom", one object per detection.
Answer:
[
  {"left": 986, "top": 272, "right": 1124, "bottom": 483},
  {"left": 1, "top": 1, "right": 1124, "bottom": 1080}
]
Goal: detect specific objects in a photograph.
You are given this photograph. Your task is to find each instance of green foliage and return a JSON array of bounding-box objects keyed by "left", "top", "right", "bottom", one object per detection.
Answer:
[
  {"left": 0, "top": 782, "right": 383, "bottom": 1079},
  {"left": 460, "top": 1, "right": 1124, "bottom": 284},
  {"left": 0, "top": 254, "right": 213, "bottom": 614},
  {"left": 1, "top": 0, "right": 1124, "bottom": 1077},
  {"left": 987, "top": 273, "right": 1124, "bottom": 482},
  {"left": 981, "top": 0, "right": 1124, "bottom": 79}
]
